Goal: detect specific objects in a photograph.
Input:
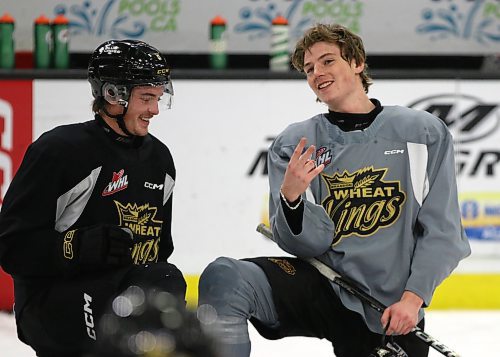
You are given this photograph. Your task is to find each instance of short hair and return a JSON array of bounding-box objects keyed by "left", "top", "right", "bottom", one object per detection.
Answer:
[
  {"left": 92, "top": 96, "right": 106, "bottom": 114},
  {"left": 291, "top": 23, "right": 372, "bottom": 93}
]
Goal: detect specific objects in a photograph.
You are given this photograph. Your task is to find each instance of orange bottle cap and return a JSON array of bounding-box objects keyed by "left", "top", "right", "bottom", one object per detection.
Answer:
[
  {"left": 272, "top": 15, "right": 288, "bottom": 25},
  {"left": 52, "top": 14, "right": 69, "bottom": 25},
  {"left": 0, "top": 12, "right": 15, "bottom": 23},
  {"left": 35, "top": 14, "right": 51, "bottom": 25},
  {"left": 211, "top": 15, "right": 226, "bottom": 26}
]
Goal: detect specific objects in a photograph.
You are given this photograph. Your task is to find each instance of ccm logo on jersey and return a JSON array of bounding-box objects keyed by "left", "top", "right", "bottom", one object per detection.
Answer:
[
  {"left": 145, "top": 182, "right": 164, "bottom": 190},
  {"left": 384, "top": 149, "right": 405, "bottom": 155},
  {"left": 102, "top": 169, "right": 128, "bottom": 196},
  {"left": 83, "top": 293, "right": 97, "bottom": 340}
]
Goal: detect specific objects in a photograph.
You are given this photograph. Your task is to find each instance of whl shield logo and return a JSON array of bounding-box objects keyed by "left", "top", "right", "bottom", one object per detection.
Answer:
[
  {"left": 409, "top": 94, "right": 500, "bottom": 144},
  {"left": 316, "top": 146, "right": 332, "bottom": 168},
  {"left": 102, "top": 169, "right": 128, "bottom": 196}
]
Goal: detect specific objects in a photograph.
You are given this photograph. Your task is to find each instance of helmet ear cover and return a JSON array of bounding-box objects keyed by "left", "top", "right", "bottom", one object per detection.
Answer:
[{"left": 102, "top": 83, "right": 129, "bottom": 106}]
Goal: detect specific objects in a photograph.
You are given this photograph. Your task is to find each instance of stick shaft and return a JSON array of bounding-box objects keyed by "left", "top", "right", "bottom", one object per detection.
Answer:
[{"left": 256, "top": 224, "right": 461, "bottom": 357}]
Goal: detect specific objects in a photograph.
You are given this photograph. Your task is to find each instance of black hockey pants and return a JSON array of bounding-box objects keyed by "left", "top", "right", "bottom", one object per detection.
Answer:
[{"left": 16, "top": 262, "right": 186, "bottom": 357}]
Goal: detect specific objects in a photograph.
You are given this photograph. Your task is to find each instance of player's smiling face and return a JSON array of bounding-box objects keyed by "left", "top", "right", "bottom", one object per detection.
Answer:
[
  {"left": 123, "top": 86, "right": 164, "bottom": 136},
  {"left": 303, "top": 41, "right": 365, "bottom": 111}
]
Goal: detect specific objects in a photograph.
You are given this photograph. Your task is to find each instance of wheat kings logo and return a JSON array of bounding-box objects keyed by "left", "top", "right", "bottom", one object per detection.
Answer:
[
  {"left": 321, "top": 167, "right": 406, "bottom": 246},
  {"left": 114, "top": 201, "right": 163, "bottom": 264}
]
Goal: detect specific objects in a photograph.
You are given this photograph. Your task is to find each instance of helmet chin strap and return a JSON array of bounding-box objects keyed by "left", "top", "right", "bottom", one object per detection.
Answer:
[{"left": 101, "top": 104, "right": 134, "bottom": 137}]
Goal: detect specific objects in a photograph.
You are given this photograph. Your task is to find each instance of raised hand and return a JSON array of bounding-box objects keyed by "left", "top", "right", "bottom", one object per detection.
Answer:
[{"left": 280, "top": 137, "right": 325, "bottom": 202}]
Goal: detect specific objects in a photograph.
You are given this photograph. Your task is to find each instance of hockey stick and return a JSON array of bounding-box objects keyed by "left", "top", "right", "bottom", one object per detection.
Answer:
[{"left": 256, "top": 223, "right": 461, "bottom": 357}]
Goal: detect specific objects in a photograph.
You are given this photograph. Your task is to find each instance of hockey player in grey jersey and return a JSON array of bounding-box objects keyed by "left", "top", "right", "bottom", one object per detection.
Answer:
[{"left": 198, "top": 24, "right": 471, "bottom": 357}]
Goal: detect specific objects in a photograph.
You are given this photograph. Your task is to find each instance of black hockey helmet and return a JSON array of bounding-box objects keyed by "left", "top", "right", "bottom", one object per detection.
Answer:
[{"left": 88, "top": 39, "right": 173, "bottom": 108}]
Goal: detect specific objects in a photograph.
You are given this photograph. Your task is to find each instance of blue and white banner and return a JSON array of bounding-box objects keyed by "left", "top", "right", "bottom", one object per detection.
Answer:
[{"left": 4, "top": 0, "right": 500, "bottom": 54}]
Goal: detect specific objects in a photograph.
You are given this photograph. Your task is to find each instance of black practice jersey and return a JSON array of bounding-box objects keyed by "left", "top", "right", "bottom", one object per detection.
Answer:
[{"left": 0, "top": 116, "right": 176, "bottom": 308}]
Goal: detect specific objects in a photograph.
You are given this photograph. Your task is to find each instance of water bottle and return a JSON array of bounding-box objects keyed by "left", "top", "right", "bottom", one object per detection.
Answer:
[
  {"left": 270, "top": 15, "right": 289, "bottom": 72},
  {"left": 0, "top": 13, "right": 15, "bottom": 69},
  {"left": 52, "top": 14, "right": 69, "bottom": 69},
  {"left": 34, "top": 14, "right": 51, "bottom": 69},
  {"left": 209, "top": 15, "right": 227, "bottom": 70}
]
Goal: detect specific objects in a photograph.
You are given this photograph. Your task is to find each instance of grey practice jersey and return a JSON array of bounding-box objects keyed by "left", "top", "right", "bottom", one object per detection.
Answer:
[{"left": 268, "top": 105, "right": 471, "bottom": 333}]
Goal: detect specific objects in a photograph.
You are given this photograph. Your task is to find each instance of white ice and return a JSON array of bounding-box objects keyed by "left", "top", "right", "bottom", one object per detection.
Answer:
[{"left": 1, "top": 310, "right": 499, "bottom": 357}]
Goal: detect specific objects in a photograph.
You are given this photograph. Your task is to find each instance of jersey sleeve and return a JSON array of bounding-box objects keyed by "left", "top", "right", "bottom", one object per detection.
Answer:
[
  {"left": 405, "top": 125, "right": 471, "bottom": 306},
  {"left": 267, "top": 133, "right": 334, "bottom": 258},
  {"left": 157, "top": 148, "right": 176, "bottom": 262},
  {"left": 0, "top": 141, "right": 68, "bottom": 277},
  {"left": 158, "top": 193, "right": 174, "bottom": 261}
]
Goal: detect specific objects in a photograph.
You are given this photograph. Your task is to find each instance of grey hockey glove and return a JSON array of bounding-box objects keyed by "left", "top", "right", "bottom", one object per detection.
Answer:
[{"left": 61, "top": 224, "right": 134, "bottom": 272}]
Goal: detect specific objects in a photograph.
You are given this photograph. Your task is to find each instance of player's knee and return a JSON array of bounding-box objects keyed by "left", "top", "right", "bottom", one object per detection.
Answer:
[{"left": 198, "top": 257, "right": 247, "bottom": 307}]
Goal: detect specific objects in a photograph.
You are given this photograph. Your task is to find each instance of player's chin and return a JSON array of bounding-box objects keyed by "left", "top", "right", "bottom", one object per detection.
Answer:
[
  {"left": 132, "top": 126, "right": 149, "bottom": 137},
  {"left": 136, "top": 121, "right": 150, "bottom": 136},
  {"left": 314, "top": 91, "right": 330, "bottom": 103}
]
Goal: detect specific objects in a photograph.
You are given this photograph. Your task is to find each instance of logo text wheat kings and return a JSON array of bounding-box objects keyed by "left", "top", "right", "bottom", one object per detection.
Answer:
[{"left": 321, "top": 167, "right": 406, "bottom": 245}]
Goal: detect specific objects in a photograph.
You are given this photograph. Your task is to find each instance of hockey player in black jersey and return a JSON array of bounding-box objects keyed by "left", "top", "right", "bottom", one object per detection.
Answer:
[{"left": 0, "top": 40, "right": 186, "bottom": 356}]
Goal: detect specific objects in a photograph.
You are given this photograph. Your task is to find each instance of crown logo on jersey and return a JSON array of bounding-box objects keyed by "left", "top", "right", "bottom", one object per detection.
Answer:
[
  {"left": 327, "top": 171, "right": 356, "bottom": 189},
  {"left": 115, "top": 202, "right": 155, "bottom": 224},
  {"left": 102, "top": 169, "right": 128, "bottom": 196}
]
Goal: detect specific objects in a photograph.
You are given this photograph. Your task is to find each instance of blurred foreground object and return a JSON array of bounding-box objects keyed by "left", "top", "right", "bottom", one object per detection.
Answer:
[{"left": 95, "top": 286, "right": 219, "bottom": 357}]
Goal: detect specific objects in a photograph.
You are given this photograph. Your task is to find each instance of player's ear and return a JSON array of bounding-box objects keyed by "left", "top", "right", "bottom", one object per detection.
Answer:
[{"left": 352, "top": 60, "right": 365, "bottom": 74}]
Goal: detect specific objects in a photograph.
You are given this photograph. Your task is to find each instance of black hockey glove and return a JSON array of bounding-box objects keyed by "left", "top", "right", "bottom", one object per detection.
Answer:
[
  {"left": 369, "top": 341, "right": 408, "bottom": 357},
  {"left": 368, "top": 321, "right": 408, "bottom": 357},
  {"left": 61, "top": 224, "right": 134, "bottom": 272}
]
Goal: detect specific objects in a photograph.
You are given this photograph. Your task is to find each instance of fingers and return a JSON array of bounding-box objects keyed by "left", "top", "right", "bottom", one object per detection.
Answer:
[
  {"left": 305, "top": 159, "right": 316, "bottom": 172},
  {"left": 381, "top": 310, "right": 390, "bottom": 333},
  {"left": 290, "top": 137, "right": 308, "bottom": 164},
  {"left": 291, "top": 137, "right": 316, "bottom": 165},
  {"left": 381, "top": 307, "right": 417, "bottom": 336},
  {"left": 309, "top": 162, "right": 325, "bottom": 176},
  {"left": 282, "top": 138, "right": 325, "bottom": 201},
  {"left": 301, "top": 144, "right": 317, "bottom": 165}
]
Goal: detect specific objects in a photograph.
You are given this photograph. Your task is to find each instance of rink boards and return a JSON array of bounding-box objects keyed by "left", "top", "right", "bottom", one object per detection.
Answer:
[{"left": 1, "top": 78, "right": 499, "bottom": 309}]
